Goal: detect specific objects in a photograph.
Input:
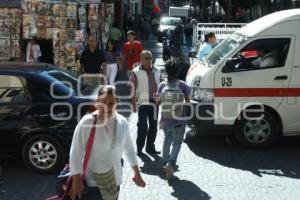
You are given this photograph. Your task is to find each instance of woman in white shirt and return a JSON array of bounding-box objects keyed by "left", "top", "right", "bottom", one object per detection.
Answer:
[{"left": 70, "top": 85, "right": 145, "bottom": 200}]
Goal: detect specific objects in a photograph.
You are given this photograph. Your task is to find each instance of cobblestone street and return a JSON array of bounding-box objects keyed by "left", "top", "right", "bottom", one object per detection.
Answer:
[{"left": 1, "top": 39, "right": 300, "bottom": 200}]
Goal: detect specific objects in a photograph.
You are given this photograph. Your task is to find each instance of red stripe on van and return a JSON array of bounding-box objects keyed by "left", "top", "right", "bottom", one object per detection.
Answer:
[{"left": 214, "top": 88, "right": 300, "bottom": 97}]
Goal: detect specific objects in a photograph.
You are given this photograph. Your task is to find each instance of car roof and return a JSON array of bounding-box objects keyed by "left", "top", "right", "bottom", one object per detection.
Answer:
[
  {"left": 237, "top": 9, "right": 300, "bottom": 37},
  {"left": 161, "top": 16, "right": 181, "bottom": 20},
  {"left": 0, "top": 62, "right": 58, "bottom": 73}
]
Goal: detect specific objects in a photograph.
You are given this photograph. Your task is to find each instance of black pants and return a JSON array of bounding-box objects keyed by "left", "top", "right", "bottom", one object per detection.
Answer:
[{"left": 137, "top": 104, "right": 159, "bottom": 151}]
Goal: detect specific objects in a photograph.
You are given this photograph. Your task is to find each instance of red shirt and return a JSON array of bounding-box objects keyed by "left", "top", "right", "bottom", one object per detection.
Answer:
[{"left": 122, "top": 41, "right": 143, "bottom": 70}]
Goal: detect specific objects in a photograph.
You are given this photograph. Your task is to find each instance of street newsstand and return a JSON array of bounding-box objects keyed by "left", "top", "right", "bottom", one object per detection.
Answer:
[
  {"left": 0, "top": 1, "right": 22, "bottom": 61},
  {"left": 22, "top": 0, "right": 115, "bottom": 72},
  {"left": 1, "top": 0, "right": 115, "bottom": 72}
]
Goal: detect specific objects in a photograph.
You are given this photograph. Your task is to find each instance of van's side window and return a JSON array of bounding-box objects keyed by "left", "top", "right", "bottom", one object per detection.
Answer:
[{"left": 230, "top": 38, "right": 291, "bottom": 71}]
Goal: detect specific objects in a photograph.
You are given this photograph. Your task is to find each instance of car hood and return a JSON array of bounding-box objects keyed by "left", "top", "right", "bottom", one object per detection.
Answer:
[
  {"left": 186, "top": 61, "right": 211, "bottom": 87},
  {"left": 159, "top": 25, "right": 176, "bottom": 31}
]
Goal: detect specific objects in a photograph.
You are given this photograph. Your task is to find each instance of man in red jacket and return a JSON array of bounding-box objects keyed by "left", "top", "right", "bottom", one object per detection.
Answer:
[{"left": 122, "top": 31, "right": 143, "bottom": 74}]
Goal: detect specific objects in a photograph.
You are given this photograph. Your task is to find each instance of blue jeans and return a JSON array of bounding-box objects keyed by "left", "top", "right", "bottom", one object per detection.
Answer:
[
  {"left": 162, "top": 124, "right": 186, "bottom": 166},
  {"left": 85, "top": 186, "right": 120, "bottom": 200}
]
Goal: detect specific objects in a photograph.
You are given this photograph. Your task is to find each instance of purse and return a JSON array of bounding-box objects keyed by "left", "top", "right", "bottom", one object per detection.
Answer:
[
  {"left": 46, "top": 116, "right": 97, "bottom": 200},
  {"left": 93, "top": 169, "right": 119, "bottom": 200}
]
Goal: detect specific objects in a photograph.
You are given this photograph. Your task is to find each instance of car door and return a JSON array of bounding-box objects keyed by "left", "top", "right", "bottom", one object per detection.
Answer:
[
  {"left": 279, "top": 25, "right": 300, "bottom": 134},
  {"left": 0, "top": 74, "right": 31, "bottom": 153},
  {"left": 214, "top": 36, "right": 294, "bottom": 126}
]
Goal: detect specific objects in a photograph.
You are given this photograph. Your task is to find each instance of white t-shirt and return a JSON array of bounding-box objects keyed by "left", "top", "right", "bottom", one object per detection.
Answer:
[{"left": 70, "top": 113, "right": 138, "bottom": 186}]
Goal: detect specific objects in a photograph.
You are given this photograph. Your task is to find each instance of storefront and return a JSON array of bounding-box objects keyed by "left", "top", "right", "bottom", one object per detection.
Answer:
[
  {"left": 21, "top": 0, "right": 115, "bottom": 72},
  {"left": 0, "top": 0, "right": 22, "bottom": 61}
]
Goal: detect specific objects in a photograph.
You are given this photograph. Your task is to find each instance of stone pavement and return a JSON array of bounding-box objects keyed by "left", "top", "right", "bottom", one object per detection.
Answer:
[
  {"left": 119, "top": 113, "right": 300, "bottom": 200},
  {"left": 0, "top": 39, "right": 300, "bottom": 200}
]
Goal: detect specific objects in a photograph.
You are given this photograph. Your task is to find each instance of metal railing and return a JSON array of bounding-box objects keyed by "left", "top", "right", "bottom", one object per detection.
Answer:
[{"left": 193, "top": 23, "right": 247, "bottom": 46}]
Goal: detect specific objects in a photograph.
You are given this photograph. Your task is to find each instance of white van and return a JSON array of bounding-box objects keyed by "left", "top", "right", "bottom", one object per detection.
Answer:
[{"left": 186, "top": 9, "right": 300, "bottom": 148}]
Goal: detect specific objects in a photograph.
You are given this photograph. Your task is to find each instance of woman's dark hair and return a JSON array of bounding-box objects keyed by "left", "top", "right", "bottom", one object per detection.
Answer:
[
  {"left": 106, "top": 39, "right": 117, "bottom": 52},
  {"left": 204, "top": 32, "right": 215, "bottom": 43},
  {"left": 98, "top": 85, "right": 119, "bottom": 101},
  {"left": 165, "top": 58, "right": 178, "bottom": 81}
]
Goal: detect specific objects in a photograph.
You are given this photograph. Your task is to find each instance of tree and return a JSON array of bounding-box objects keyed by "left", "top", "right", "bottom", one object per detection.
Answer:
[
  {"left": 217, "top": 0, "right": 252, "bottom": 22},
  {"left": 170, "top": 0, "right": 187, "bottom": 6},
  {"left": 217, "top": 0, "right": 276, "bottom": 22}
]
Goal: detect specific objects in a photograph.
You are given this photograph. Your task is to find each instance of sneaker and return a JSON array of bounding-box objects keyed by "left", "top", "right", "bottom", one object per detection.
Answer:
[{"left": 164, "top": 164, "right": 174, "bottom": 180}]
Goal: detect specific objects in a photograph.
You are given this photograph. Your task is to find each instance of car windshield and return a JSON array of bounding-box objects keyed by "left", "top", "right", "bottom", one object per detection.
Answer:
[
  {"left": 160, "top": 18, "right": 181, "bottom": 26},
  {"left": 43, "top": 70, "right": 95, "bottom": 96},
  {"left": 206, "top": 34, "right": 246, "bottom": 66}
]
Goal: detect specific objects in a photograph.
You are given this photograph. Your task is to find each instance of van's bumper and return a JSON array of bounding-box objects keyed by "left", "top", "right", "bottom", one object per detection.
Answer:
[{"left": 187, "top": 100, "right": 233, "bottom": 136}]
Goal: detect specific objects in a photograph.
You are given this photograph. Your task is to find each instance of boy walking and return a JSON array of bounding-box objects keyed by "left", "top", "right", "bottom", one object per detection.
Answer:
[{"left": 156, "top": 59, "right": 191, "bottom": 180}]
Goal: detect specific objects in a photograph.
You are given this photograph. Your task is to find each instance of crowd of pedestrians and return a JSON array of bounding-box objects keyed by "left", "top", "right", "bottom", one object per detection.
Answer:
[{"left": 68, "top": 13, "right": 197, "bottom": 198}]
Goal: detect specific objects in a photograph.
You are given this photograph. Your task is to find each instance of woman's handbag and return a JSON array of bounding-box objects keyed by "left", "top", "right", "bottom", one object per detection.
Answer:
[
  {"left": 46, "top": 116, "right": 97, "bottom": 200},
  {"left": 93, "top": 169, "right": 119, "bottom": 200}
]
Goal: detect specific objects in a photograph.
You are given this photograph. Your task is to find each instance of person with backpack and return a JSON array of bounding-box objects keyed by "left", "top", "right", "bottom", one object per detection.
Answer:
[{"left": 156, "top": 59, "right": 191, "bottom": 180}]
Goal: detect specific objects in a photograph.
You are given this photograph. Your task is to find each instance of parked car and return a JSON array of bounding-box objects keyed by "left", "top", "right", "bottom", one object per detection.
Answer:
[
  {"left": 157, "top": 16, "right": 182, "bottom": 43},
  {"left": 186, "top": 9, "right": 300, "bottom": 148},
  {"left": 0, "top": 62, "right": 96, "bottom": 173}
]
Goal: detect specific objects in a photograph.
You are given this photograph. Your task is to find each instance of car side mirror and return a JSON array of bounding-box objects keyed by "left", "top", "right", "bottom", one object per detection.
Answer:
[
  {"left": 222, "top": 58, "right": 235, "bottom": 73},
  {"left": 189, "top": 50, "right": 196, "bottom": 58}
]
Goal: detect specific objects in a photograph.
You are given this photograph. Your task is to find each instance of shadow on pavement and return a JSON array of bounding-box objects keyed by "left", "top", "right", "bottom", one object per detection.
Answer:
[
  {"left": 139, "top": 153, "right": 164, "bottom": 178},
  {"left": 169, "top": 177, "right": 211, "bottom": 200},
  {"left": 185, "top": 133, "right": 300, "bottom": 179},
  {"left": 0, "top": 157, "right": 56, "bottom": 200}
]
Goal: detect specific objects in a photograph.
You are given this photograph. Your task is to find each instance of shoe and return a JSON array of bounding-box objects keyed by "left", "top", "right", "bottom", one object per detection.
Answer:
[
  {"left": 164, "top": 164, "right": 174, "bottom": 180},
  {"left": 146, "top": 148, "right": 161, "bottom": 155}
]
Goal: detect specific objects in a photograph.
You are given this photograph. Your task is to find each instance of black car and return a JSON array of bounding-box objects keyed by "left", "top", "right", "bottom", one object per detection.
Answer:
[
  {"left": 0, "top": 62, "right": 96, "bottom": 173},
  {"left": 157, "top": 17, "right": 182, "bottom": 43}
]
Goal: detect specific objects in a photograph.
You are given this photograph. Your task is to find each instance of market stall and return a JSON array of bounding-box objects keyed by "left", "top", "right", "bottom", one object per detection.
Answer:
[
  {"left": 21, "top": 0, "right": 115, "bottom": 71},
  {"left": 0, "top": 1, "right": 22, "bottom": 61}
]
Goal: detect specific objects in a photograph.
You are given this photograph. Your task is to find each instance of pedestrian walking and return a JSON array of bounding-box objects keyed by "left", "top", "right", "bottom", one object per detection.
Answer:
[
  {"left": 137, "top": 15, "right": 143, "bottom": 40},
  {"left": 126, "top": 15, "right": 136, "bottom": 33},
  {"left": 170, "top": 22, "right": 184, "bottom": 58},
  {"left": 79, "top": 35, "right": 107, "bottom": 87},
  {"left": 129, "top": 50, "right": 161, "bottom": 155},
  {"left": 121, "top": 31, "right": 143, "bottom": 74},
  {"left": 156, "top": 59, "right": 191, "bottom": 180},
  {"left": 184, "top": 20, "right": 194, "bottom": 46},
  {"left": 70, "top": 85, "right": 146, "bottom": 200},
  {"left": 109, "top": 22, "right": 123, "bottom": 50},
  {"left": 151, "top": 17, "right": 160, "bottom": 37},
  {"left": 142, "top": 18, "right": 151, "bottom": 41},
  {"left": 104, "top": 39, "right": 121, "bottom": 85}
]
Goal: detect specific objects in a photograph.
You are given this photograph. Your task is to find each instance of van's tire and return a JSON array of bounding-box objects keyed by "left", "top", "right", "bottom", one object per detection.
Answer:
[
  {"left": 22, "top": 135, "right": 66, "bottom": 174},
  {"left": 234, "top": 111, "right": 280, "bottom": 148}
]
